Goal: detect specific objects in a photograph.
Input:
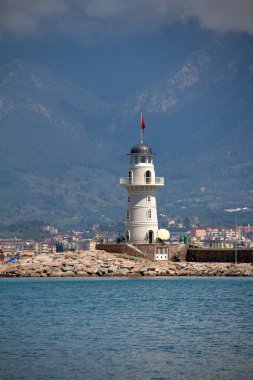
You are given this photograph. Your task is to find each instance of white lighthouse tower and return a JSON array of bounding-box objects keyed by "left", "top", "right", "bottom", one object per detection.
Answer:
[{"left": 120, "top": 115, "right": 164, "bottom": 244}]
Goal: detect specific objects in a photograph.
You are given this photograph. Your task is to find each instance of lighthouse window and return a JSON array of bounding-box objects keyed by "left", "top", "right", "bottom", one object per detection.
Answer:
[
  {"left": 130, "top": 157, "right": 134, "bottom": 164},
  {"left": 128, "top": 196, "right": 130, "bottom": 203},
  {"left": 145, "top": 170, "right": 151, "bottom": 184},
  {"left": 127, "top": 210, "right": 130, "bottom": 220},
  {"left": 147, "top": 209, "right": 152, "bottom": 220},
  {"left": 147, "top": 196, "right": 151, "bottom": 203},
  {"left": 128, "top": 171, "right": 133, "bottom": 184},
  {"left": 135, "top": 156, "right": 138, "bottom": 164},
  {"left": 147, "top": 156, "right": 152, "bottom": 163},
  {"left": 141, "top": 156, "right": 145, "bottom": 163}
]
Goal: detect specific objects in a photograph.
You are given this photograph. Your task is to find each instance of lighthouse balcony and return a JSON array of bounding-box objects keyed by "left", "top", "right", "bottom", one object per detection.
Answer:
[{"left": 120, "top": 177, "right": 164, "bottom": 187}]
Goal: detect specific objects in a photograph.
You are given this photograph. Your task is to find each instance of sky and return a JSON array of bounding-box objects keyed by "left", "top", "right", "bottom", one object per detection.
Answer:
[{"left": 1, "top": 0, "right": 253, "bottom": 42}]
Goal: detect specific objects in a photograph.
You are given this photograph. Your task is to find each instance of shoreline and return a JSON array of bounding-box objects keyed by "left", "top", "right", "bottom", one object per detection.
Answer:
[{"left": 1, "top": 250, "right": 253, "bottom": 278}]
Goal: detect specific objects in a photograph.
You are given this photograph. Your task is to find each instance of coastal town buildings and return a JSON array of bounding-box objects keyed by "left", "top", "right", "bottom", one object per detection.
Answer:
[
  {"left": 0, "top": 230, "right": 100, "bottom": 259},
  {"left": 190, "top": 226, "right": 253, "bottom": 247}
]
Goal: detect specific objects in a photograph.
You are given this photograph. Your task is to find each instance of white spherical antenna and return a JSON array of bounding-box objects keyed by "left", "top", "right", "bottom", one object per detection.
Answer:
[{"left": 157, "top": 229, "right": 170, "bottom": 241}]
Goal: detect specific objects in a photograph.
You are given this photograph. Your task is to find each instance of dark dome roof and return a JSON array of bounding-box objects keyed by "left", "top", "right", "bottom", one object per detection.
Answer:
[{"left": 130, "top": 143, "right": 153, "bottom": 155}]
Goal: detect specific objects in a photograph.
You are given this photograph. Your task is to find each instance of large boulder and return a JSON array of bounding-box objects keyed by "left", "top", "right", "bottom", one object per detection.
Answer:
[
  {"left": 49, "top": 271, "right": 63, "bottom": 277},
  {"left": 61, "top": 270, "right": 75, "bottom": 277}
]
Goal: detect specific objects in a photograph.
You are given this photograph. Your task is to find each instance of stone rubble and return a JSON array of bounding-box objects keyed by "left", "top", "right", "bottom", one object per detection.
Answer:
[{"left": 0, "top": 250, "right": 252, "bottom": 278}]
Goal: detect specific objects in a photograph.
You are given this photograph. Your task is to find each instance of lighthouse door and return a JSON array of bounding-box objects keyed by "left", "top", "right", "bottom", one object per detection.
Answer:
[{"left": 148, "top": 230, "right": 154, "bottom": 243}]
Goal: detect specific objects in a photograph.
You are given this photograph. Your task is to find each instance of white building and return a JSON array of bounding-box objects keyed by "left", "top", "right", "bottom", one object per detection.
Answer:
[
  {"left": 35, "top": 243, "right": 56, "bottom": 255},
  {"left": 120, "top": 142, "right": 164, "bottom": 244}
]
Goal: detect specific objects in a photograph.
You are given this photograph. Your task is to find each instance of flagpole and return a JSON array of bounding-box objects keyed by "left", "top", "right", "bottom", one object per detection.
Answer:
[{"left": 140, "top": 112, "right": 143, "bottom": 143}]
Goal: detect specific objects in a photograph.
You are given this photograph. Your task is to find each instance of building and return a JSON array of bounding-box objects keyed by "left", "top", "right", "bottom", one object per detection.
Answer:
[
  {"left": 120, "top": 136, "right": 164, "bottom": 244},
  {"left": 190, "top": 227, "right": 207, "bottom": 239},
  {"left": 35, "top": 243, "right": 56, "bottom": 255},
  {"left": 190, "top": 226, "right": 253, "bottom": 247},
  {"left": 237, "top": 225, "right": 253, "bottom": 241}
]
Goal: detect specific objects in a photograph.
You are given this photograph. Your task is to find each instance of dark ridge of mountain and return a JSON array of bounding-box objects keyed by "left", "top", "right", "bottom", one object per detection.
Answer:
[{"left": 0, "top": 32, "right": 253, "bottom": 229}]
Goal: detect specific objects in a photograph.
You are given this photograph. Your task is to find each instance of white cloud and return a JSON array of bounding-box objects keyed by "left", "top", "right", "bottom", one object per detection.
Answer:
[
  {"left": 0, "top": 0, "right": 253, "bottom": 41},
  {"left": 185, "top": 0, "right": 253, "bottom": 34},
  {"left": 0, "top": 0, "right": 66, "bottom": 36}
]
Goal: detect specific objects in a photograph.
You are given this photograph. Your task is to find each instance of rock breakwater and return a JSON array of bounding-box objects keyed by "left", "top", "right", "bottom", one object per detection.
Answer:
[{"left": 1, "top": 250, "right": 253, "bottom": 277}]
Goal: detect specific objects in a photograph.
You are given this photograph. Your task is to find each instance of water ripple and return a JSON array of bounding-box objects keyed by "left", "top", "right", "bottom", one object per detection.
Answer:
[{"left": 0, "top": 277, "right": 252, "bottom": 379}]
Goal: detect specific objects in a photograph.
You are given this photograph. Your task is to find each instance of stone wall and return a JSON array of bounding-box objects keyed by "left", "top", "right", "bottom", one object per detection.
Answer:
[
  {"left": 95, "top": 243, "right": 146, "bottom": 258},
  {"left": 133, "top": 244, "right": 156, "bottom": 260},
  {"left": 96, "top": 242, "right": 181, "bottom": 261},
  {"left": 187, "top": 248, "right": 253, "bottom": 263}
]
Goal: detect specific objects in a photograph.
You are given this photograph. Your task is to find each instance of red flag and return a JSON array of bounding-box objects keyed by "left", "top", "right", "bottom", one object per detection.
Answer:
[{"left": 141, "top": 112, "right": 146, "bottom": 133}]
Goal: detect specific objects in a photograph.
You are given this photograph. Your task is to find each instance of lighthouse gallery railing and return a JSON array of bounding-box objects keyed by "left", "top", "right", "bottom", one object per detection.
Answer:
[{"left": 120, "top": 177, "right": 164, "bottom": 186}]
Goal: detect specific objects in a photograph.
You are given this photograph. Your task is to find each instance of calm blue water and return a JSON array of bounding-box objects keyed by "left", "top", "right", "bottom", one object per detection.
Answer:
[{"left": 0, "top": 277, "right": 252, "bottom": 380}]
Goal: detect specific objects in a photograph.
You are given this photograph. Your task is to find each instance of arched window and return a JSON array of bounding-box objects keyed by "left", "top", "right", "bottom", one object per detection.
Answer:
[
  {"left": 128, "top": 171, "right": 133, "bottom": 184},
  {"left": 126, "top": 231, "right": 130, "bottom": 242},
  {"left": 145, "top": 170, "right": 151, "bottom": 184}
]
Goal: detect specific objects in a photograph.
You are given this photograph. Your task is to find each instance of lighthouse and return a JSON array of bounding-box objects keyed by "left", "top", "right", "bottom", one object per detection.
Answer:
[{"left": 120, "top": 114, "right": 164, "bottom": 244}]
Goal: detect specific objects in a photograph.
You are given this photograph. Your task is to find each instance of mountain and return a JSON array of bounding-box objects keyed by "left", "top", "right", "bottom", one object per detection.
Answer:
[
  {"left": 0, "top": 59, "right": 123, "bottom": 228},
  {"left": 0, "top": 32, "right": 253, "bottom": 230}
]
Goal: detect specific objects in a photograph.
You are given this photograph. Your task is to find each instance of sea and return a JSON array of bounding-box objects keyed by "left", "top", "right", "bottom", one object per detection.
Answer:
[{"left": 0, "top": 277, "right": 252, "bottom": 380}]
